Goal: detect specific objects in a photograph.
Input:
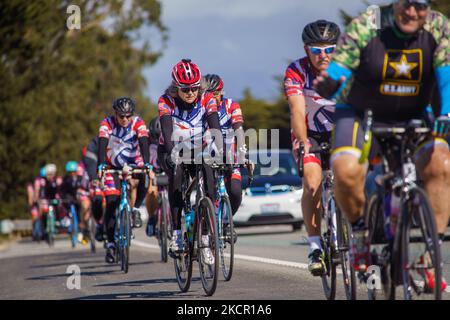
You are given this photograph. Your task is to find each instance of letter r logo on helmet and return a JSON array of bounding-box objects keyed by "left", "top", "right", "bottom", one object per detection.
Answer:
[{"left": 172, "top": 58, "right": 202, "bottom": 88}]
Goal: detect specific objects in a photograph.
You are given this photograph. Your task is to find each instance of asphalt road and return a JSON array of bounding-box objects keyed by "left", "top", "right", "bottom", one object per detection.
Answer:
[{"left": 1, "top": 225, "right": 450, "bottom": 300}]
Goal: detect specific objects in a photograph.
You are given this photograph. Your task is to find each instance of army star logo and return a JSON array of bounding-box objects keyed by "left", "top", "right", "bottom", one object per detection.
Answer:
[{"left": 389, "top": 54, "right": 418, "bottom": 79}]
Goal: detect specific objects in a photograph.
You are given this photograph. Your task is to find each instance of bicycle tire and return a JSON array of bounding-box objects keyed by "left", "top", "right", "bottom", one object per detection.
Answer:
[
  {"left": 219, "top": 196, "right": 234, "bottom": 281},
  {"left": 47, "top": 208, "right": 55, "bottom": 247},
  {"left": 121, "top": 206, "right": 131, "bottom": 274},
  {"left": 321, "top": 198, "right": 337, "bottom": 300},
  {"left": 114, "top": 208, "right": 121, "bottom": 264},
  {"left": 159, "top": 206, "right": 168, "bottom": 263},
  {"left": 88, "top": 216, "right": 96, "bottom": 253},
  {"left": 337, "top": 207, "right": 357, "bottom": 300},
  {"left": 70, "top": 205, "right": 78, "bottom": 249},
  {"left": 399, "top": 187, "right": 442, "bottom": 300},
  {"left": 160, "top": 190, "right": 171, "bottom": 263},
  {"left": 197, "top": 197, "right": 219, "bottom": 296}
]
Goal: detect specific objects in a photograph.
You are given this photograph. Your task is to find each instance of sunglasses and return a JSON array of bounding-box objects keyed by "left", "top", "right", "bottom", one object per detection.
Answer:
[
  {"left": 401, "top": 1, "right": 429, "bottom": 11},
  {"left": 180, "top": 86, "right": 200, "bottom": 93},
  {"left": 308, "top": 45, "right": 336, "bottom": 55},
  {"left": 116, "top": 113, "right": 133, "bottom": 120}
]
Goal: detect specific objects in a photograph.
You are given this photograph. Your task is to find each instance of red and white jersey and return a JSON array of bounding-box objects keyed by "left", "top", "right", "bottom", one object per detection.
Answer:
[
  {"left": 158, "top": 92, "right": 218, "bottom": 149},
  {"left": 284, "top": 57, "right": 335, "bottom": 133},
  {"left": 98, "top": 115, "right": 148, "bottom": 168},
  {"left": 217, "top": 98, "right": 243, "bottom": 145}
]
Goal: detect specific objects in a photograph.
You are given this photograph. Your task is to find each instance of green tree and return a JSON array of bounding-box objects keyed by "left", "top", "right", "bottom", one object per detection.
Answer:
[{"left": 0, "top": 0, "right": 167, "bottom": 219}]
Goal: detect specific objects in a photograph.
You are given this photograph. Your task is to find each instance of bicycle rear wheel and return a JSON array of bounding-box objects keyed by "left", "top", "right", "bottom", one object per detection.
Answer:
[
  {"left": 219, "top": 196, "right": 234, "bottom": 281},
  {"left": 160, "top": 190, "right": 171, "bottom": 263},
  {"left": 321, "top": 198, "right": 337, "bottom": 300},
  {"left": 337, "top": 207, "right": 357, "bottom": 300},
  {"left": 399, "top": 187, "right": 442, "bottom": 300},
  {"left": 174, "top": 222, "right": 193, "bottom": 293},
  {"left": 197, "top": 197, "right": 219, "bottom": 296},
  {"left": 88, "top": 216, "right": 96, "bottom": 253}
]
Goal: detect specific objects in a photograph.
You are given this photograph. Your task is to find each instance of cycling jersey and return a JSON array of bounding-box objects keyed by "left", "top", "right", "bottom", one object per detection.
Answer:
[
  {"left": 38, "top": 176, "right": 62, "bottom": 200},
  {"left": 284, "top": 57, "right": 335, "bottom": 133},
  {"left": 328, "top": 5, "right": 450, "bottom": 121},
  {"left": 83, "top": 137, "right": 99, "bottom": 181},
  {"left": 98, "top": 115, "right": 148, "bottom": 168},
  {"left": 217, "top": 98, "right": 244, "bottom": 144},
  {"left": 158, "top": 92, "right": 218, "bottom": 150}
]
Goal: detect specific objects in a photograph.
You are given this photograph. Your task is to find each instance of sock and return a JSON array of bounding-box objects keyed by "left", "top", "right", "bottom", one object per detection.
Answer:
[{"left": 308, "top": 236, "right": 322, "bottom": 253}]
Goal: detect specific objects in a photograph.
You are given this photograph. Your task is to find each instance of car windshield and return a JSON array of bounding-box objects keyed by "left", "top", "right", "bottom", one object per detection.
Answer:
[{"left": 242, "top": 151, "right": 298, "bottom": 179}]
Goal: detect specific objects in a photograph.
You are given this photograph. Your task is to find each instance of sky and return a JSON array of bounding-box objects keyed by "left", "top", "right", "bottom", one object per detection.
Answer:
[{"left": 142, "top": 0, "right": 390, "bottom": 105}]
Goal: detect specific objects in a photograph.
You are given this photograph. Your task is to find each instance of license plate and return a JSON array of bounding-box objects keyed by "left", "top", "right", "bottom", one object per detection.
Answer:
[{"left": 260, "top": 203, "right": 280, "bottom": 214}]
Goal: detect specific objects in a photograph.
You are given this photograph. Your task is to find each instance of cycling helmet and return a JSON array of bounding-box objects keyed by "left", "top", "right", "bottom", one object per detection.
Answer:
[
  {"left": 302, "top": 20, "right": 341, "bottom": 45},
  {"left": 204, "top": 74, "right": 224, "bottom": 92},
  {"left": 112, "top": 97, "right": 135, "bottom": 114},
  {"left": 39, "top": 166, "right": 46, "bottom": 178},
  {"left": 148, "top": 117, "right": 161, "bottom": 140},
  {"left": 171, "top": 59, "right": 202, "bottom": 88},
  {"left": 65, "top": 161, "right": 78, "bottom": 173},
  {"left": 45, "top": 163, "right": 57, "bottom": 176}
]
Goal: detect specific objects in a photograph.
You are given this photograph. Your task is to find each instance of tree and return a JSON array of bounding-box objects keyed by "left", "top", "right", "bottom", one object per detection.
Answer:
[{"left": 0, "top": 0, "right": 167, "bottom": 219}]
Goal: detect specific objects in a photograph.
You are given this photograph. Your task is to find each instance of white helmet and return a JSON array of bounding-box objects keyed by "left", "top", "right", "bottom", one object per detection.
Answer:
[{"left": 45, "top": 163, "right": 57, "bottom": 176}]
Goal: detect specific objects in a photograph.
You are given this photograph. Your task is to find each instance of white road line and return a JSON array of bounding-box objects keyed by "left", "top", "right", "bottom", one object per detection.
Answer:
[{"left": 132, "top": 239, "right": 342, "bottom": 274}]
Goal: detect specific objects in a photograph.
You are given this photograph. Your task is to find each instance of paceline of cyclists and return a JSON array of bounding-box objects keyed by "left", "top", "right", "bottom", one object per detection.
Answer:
[{"left": 25, "top": 0, "right": 450, "bottom": 299}]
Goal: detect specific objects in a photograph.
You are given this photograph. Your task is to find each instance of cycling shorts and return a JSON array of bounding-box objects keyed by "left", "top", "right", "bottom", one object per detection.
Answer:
[
  {"left": 292, "top": 131, "right": 332, "bottom": 171},
  {"left": 330, "top": 106, "right": 449, "bottom": 165}
]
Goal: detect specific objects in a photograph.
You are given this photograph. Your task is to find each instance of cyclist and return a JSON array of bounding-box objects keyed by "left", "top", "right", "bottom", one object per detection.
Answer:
[
  {"left": 157, "top": 59, "right": 224, "bottom": 264},
  {"left": 82, "top": 137, "right": 106, "bottom": 242},
  {"left": 284, "top": 20, "right": 340, "bottom": 276},
  {"left": 202, "top": 74, "right": 247, "bottom": 241},
  {"left": 314, "top": 0, "right": 450, "bottom": 290},
  {"left": 97, "top": 97, "right": 152, "bottom": 263},
  {"left": 145, "top": 116, "right": 161, "bottom": 237},
  {"left": 61, "top": 161, "right": 91, "bottom": 244},
  {"left": 27, "top": 166, "right": 46, "bottom": 241},
  {"left": 35, "top": 163, "right": 63, "bottom": 239}
]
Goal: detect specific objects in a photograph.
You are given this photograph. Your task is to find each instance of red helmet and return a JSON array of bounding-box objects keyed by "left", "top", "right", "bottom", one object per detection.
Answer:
[{"left": 171, "top": 59, "right": 202, "bottom": 88}]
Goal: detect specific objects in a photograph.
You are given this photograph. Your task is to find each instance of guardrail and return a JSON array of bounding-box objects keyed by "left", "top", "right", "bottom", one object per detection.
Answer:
[{"left": 0, "top": 219, "right": 32, "bottom": 237}]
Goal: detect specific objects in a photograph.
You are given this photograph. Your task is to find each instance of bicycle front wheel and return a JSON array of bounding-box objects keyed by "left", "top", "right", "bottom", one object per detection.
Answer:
[
  {"left": 121, "top": 206, "right": 131, "bottom": 274},
  {"left": 197, "top": 197, "right": 219, "bottom": 296},
  {"left": 399, "top": 187, "right": 442, "bottom": 300},
  {"left": 88, "top": 216, "right": 96, "bottom": 253},
  {"left": 337, "top": 207, "right": 357, "bottom": 300},
  {"left": 219, "top": 196, "right": 234, "bottom": 281},
  {"left": 174, "top": 217, "right": 193, "bottom": 292},
  {"left": 47, "top": 209, "right": 55, "bottom": 247},
  {"left": 321, "top": 198, "right": 337, "bottom": 300}
]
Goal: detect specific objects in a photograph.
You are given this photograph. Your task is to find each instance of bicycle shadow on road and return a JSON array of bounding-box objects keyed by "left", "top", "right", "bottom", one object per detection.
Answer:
[
  {"left": 71, "top": 290, "right": 196, "bottom": 299},
  {"left": 94, "top": 276, "right": 202, "bottom": 288}
]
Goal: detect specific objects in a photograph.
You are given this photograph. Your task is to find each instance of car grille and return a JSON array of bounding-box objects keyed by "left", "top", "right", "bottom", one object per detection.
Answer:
[{"left": 247, "top": 185, "right": 290, "bottom": 196}]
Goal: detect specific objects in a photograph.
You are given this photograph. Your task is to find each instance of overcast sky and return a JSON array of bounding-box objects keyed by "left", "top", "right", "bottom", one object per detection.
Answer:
[{"left": 143, "top": 0, "right": 389, "bottom": 105}]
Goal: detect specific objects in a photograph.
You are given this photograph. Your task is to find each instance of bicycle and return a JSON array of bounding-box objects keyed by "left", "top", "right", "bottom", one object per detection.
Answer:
[
  {"left": 101, "top": 164, "right": 149, "bottom": 273},
  {"left": 361, "top": 110, "right": 442, "bottom": 300},
  {"left": 154, "top": 170, "right": 172, "bottom": 263},
  {"left": 65, "top": 200, "right": 79, "bottom": 248},
  {"left": 298, "top": 142, "right": 357, "bottom": 300},
  {"left": 172, "top": 153, "right": 219, "bottom": 296}
]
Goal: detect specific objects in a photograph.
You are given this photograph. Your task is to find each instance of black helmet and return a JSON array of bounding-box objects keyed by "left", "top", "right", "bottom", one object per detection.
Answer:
[
  {"left": 302, "top": 20, "right": 340, "bottom": 45},
  {"left": 112, "top": 97, "right": 136, "bottom": 114},
  {"left": 148, "top": 116, "right": 161, "bottom": 140},
  {"left": 203, "top": 74, "right": 224, "bottom": 92}
]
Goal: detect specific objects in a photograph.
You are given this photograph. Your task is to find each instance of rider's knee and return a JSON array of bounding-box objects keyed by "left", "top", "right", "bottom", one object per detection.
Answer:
[
  {"left": 303, "top": 167, "right": 322, "bottom": 196},
  {"left": 421, "top": 147, "right": 450, "bottom": 182}
]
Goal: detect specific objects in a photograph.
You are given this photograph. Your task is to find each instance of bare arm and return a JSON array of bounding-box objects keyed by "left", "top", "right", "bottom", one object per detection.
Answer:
[{"left": 288, "top": 94, "right": 309, "bottom": 153}]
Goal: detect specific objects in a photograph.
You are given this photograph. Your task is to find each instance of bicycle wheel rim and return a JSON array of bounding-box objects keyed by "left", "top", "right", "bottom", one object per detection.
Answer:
[
  {"left": 197, "top": 197, "right": 219, "bottom": 296},
  {"left": 400, "top": 187, "right": 442, "bottom": 300},
  {"left": 122, "top": 207, "right": 130, "bottom": 274},
  {"left": 219, "top": 196, "right": 234, "bottom": 281},
  {"left": 321, "top": 198, "right": 337, "bottom": 300}
]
